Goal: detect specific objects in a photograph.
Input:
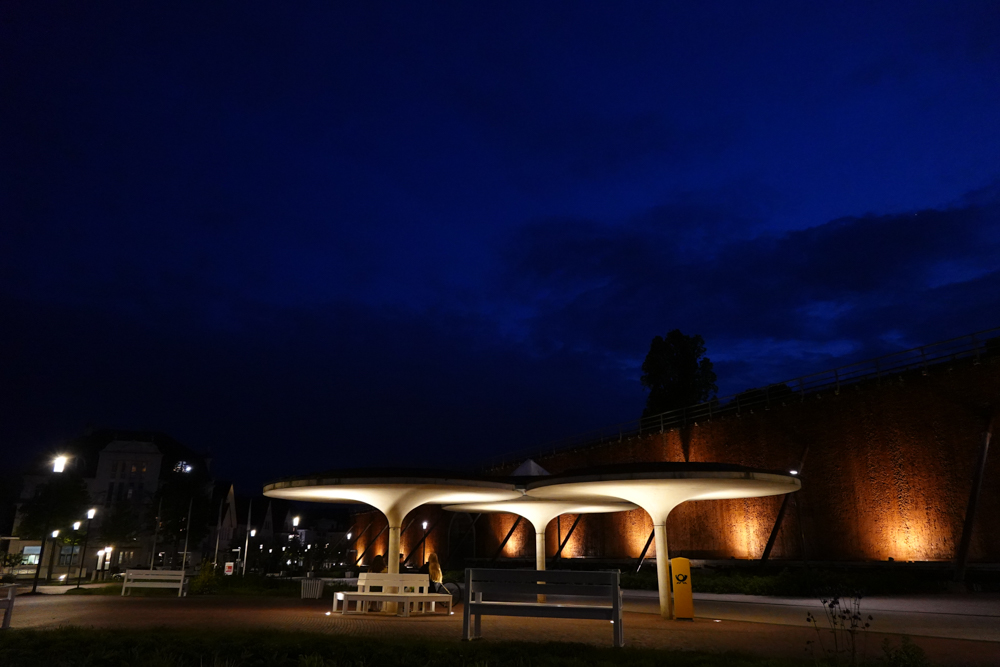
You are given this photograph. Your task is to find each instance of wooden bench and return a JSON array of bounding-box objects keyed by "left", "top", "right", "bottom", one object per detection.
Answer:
[
  {"left": 463, "top": 569, "right": 623, "bottom": 647},
  {"left": 121, "top": 569, "right": 188, "bottom": 597},
  {"left": 333, "top": 572, "right": 452, "bottom": 617},
  {"left": 1, "top": 586, "right": 14, "bottom": 630}
]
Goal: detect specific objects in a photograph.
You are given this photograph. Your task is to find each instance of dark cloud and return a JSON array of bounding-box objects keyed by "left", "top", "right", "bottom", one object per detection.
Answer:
[{"left": 501, "top": 183, "right": 1000, "bottom": 393}]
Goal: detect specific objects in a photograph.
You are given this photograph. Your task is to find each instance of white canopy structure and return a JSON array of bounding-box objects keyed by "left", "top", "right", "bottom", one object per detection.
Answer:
[
  {"left": 525, "top": 463, "right": 800, "bottom": 618},
  {"left": 264, "top": 470, "right": 520, "bottom": 575},
  {"left": 443, "top": 497, "right": 636, "bottom": 571},
  {"left": 264, "top": 462, "right": 799, "bottom": 620}
]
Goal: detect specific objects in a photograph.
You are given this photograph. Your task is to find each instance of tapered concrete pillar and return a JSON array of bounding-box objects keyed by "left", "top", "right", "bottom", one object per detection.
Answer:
[
  {"left": 535, "top": 530, "right": 548, "bottom": 603},
  {"left": 535, "top": 531, "right": 546, "bottom": 571},
  {"left": 386, "top": 524, "right": 402, "bottom": 614},
  {"left": 654, "top": 524, "right": 672, "bottom": 619},
  {"left": 387, "top": 525, "right": 401, "bottom": 574}
]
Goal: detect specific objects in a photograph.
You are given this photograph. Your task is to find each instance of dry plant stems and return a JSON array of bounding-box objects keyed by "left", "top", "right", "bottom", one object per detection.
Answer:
[{"left": 805, "top": 595, "right": 872, "bottom": 665}]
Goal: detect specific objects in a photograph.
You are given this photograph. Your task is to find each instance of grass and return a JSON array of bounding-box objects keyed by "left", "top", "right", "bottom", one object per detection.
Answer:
[{"left": 0, "top": 627, "right": 818, "bottom": 667}]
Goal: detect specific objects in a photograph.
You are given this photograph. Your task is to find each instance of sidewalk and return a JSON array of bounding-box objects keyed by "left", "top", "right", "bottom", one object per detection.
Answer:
[
  {"left": 11, "top": 583, "right": 110, "bottom": 595},
  {"left": 622, "top": 591, "right": 1000, "bottom": 643}
]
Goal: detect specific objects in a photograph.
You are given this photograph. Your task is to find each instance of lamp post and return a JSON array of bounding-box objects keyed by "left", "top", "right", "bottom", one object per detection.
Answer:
[
  {"left": 421, "top": 521, "right": 428, "bottom": 564},
  {"left": 31, "top": 455, "right": 69, "bottom": 593},
  {"left": 242, "top": 528, "right": 255, "bottom": 576},
  {"left": 76, "top": 508, "right": 96, "bottom": 589},
  {"left": 46, "top": 530, "right": 60, "bottom": 584}
]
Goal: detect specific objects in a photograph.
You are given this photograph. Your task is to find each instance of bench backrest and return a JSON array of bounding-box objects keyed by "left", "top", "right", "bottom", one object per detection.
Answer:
[
  {"left": 124, "top": 569, "right": 186, "bottom": 582},
  {"left": 357, "top": 572, "right": 430, "bottom": 593},
  {"left": 466, "top": 568, "right": 619, "bottom": 601}
]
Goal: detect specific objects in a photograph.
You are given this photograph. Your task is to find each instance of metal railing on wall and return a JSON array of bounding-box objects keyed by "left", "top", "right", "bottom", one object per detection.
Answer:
[{"left": 483, "top": 326, "right": 1000, "bottom": 471}]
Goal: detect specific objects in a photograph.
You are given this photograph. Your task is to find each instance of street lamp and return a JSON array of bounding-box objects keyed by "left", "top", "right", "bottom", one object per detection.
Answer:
[
  {"left": 76, "top": 508, "right": 96, "bottom": 589},
  {"left": 53, "top": 456, "right": 68, "bottom": 473},
  {"left": 44, "top": 530, "right": 60, "bottom": 585},
  {"left": 421, "top": 521, "right": 428, "bottom": 564},
  {"left": 242, "top": 528, "right": 256, "bottom": 576}
]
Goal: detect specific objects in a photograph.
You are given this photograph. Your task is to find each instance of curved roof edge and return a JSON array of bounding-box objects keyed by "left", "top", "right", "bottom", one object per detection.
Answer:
[
  {"left": 525, "top": 462, "right": 798, "bottom": 490},
  {"left": 263, "top": 467, "right": 518, "bottom": 495}
]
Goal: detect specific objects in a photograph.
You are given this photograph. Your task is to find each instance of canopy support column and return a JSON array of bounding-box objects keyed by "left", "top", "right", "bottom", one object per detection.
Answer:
[
  {"left": 654, "top": 524, "right": 672, "bottom": 619},
  {"left": 386, "top": 524, "right": 402, "bottom": 614},
  {"left": 535, "top": 531, "right": 546, "bottom": 571},
  {"left": 535, "top": 529, "right": 547, "bottom": 602}
]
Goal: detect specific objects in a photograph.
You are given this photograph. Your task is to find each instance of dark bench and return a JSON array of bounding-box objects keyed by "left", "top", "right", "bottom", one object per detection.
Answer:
[{"left": 462, "top": 568, "right": 623, "bottom": 647}]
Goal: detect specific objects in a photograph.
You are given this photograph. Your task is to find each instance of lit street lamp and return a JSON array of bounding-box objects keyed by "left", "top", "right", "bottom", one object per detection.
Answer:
[
  {"left": 76, "top": 508, "right": 96, "bottom": 589},
  {"left": 243, "top": 528, "right": 256, "bottom": 575},
  {"left": 421, "top": 521, "right": 428, "bottom": 564}
]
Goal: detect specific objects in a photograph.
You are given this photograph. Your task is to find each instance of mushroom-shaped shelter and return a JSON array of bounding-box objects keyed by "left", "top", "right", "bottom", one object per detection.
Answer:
[
  {"left": 443, "top": 497, "right": 637, "bottom": 571},
  {"left": 263, "top": 469, "right": 521, "bottom": 575},
  {"left": 525, "top": 462, "right": 800, "bottom": 618}
]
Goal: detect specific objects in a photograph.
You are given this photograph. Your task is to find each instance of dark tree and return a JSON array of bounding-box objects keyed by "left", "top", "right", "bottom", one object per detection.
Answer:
[
  {"left": 152, "top": 464, "right": 213, "bottom": 563},
  {"left": 640, "top": 330, "right": 718, "bottom": 418},
  {"left": 16, "top": 476, "right": 91, "bottom": 539},
  {"left": 99, "top": 502, "right": 144, "bottom": 551}
]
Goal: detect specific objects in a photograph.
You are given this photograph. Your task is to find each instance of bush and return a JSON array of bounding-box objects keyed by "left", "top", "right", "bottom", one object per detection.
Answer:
[{"left": 880, "top": 637, "right": 930, "bottom": 667}]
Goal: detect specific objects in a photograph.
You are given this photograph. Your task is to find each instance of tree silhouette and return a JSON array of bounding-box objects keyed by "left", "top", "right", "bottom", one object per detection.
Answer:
[
  {"left": 16, "top": 476, "right": 90, "bottom": 539},
  {"left": 640, "top": 330, "right": 718, "bottom": 418}
]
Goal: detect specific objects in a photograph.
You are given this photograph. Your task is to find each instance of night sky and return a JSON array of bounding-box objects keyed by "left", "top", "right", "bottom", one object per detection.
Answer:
[{"left": 3, "top": 2, "right": 1000, "bottom": 489}]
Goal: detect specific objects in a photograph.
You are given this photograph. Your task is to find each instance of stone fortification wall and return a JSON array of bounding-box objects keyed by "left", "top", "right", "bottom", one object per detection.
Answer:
[{"left": 353, "top": 355, "right": 1000, "bottom": 565}]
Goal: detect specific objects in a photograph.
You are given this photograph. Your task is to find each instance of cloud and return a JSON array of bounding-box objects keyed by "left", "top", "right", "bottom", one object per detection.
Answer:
[{"left": 499, "top": 183, "right": 1000, "bottom": 393}]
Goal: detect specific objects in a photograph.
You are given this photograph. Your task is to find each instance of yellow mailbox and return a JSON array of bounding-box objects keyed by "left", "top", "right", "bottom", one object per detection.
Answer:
[{"left": 670, "top": 557, "right": 694, "bottom": 620}]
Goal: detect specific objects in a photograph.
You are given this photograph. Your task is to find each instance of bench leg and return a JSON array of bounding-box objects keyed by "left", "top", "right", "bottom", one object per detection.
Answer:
[{"left": 473, "top": 592, "right": 482, "bottom": 638}]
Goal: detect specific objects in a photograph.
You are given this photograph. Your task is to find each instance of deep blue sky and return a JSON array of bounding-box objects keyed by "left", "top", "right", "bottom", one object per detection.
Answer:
[{"left": 3, "top": 2, "right": 999, "bottom": 488}]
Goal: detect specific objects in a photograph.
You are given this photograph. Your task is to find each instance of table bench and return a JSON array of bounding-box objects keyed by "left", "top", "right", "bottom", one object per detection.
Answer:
[
  {"left": 121, "top": 569, "right": 188, "bottom": 597},
  {"left": 463, "top": 569, "right": 623, "bottom": 647},
  {"left": 1, "top": 586, "right": 14, "bottom": 629},
  {"left": 333, "top": 572, "right": 452, "bottom": 617}
]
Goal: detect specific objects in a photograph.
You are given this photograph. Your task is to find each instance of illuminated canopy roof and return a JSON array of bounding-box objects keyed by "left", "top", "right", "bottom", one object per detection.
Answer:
[
  {"left": 443, "top": 497, "right": 636, "bottom": 533},
  {"left": 263, "top": 468, "right": 520, "bottom": 524},
  {"left": 525, "top": 462, "right": 800, "bottom": 523},
  {"left": 263, "top": 462, "right": 799, "bottom": 604}
]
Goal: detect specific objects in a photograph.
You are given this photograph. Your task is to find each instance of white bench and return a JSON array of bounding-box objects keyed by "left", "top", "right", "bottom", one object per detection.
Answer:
[
  {"left": 1, "top": 586, "right": 14, "bottom": 629},
  {"left": 333, "top": 572, "right": 452, "bottom": 617},
  {"left": 463, "top": 569, "right": 623, "bottom": 647},
  {"left": 121, "top": 569, "right": 188, "bottom": 597}
]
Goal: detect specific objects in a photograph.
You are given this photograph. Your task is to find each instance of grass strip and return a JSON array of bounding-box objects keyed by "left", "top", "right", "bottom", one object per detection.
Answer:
[{"left": 0, "top": 627, "right": 812, "bottom": 667}]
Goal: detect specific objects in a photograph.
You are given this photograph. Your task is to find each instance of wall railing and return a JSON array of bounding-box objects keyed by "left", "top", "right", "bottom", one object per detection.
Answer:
[{"left": 483, "top": 326, "right": 1000, "bottom": 471}]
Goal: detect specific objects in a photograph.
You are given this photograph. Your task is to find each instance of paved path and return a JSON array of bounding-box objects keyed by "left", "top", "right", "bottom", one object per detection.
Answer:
[
  {"left": 622, "top": 591, "right": 1000, "bottom": 643},
  {"left": 5, "top": 594, "right": 1000, "bottom": 666}
]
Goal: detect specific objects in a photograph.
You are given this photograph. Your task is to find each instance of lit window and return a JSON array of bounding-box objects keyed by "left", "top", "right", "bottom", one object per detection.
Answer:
[{"left": 174, "top": 461, "right": 193, "bottom": 473}]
